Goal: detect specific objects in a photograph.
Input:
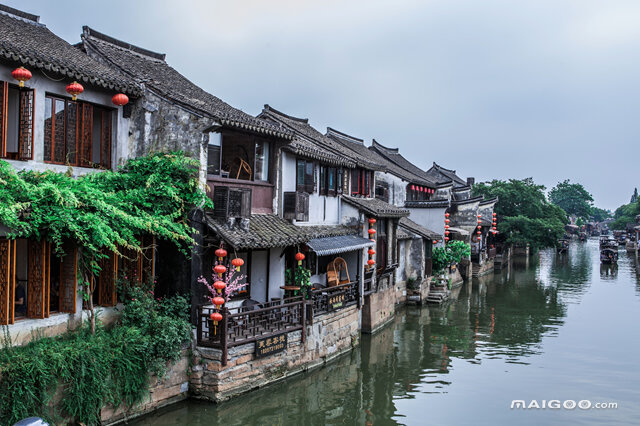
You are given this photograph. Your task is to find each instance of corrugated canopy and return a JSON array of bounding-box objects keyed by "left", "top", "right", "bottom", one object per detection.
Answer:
[{"left": 307, "top": 235, "right": 374, "bottom": 256}]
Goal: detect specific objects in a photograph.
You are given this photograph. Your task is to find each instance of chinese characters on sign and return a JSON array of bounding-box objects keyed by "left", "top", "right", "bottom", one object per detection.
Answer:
[
  {"left": 329, "top": 292, "right": 345, "bottom": 310},
  {"left": 255, "top": 333, "right": 287, "bottom": 358}
]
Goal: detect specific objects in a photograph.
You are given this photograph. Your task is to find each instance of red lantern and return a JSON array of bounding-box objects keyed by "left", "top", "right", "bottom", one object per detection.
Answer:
[
  {"left": 493, "top": 226, "right": 497, "bottom": 231},
  {"left": 210, "top": 312, "right": 223, "bottom": 323},
  {"left": 367, "top": 259, "right": 375, "bottom": 266},
  {"left": 444, "top": 225, "right": 449, "bottom": 229},
  {"left": 214, "top": 264, "right": 226, "bottom": 277},
  {"left": 445, "top": 230, "right": 449, "bottom": 235},
  {"left": 368, "top": 218, "right": 377, "bottom": 224},
  {"left": 295, "top": 252, "right": 305, "bottom": 265},
  {"left": 65, "top": 81, "right": 84, "bottom": 100},
  {"left": 213, "top": 281, "right": 226, "bottom": 293},
  {"left": 445, "top": 219, "right": 450, "bottom": 224},
  {"left": 215, "top": 247, "right": 227, "bottom": 261},
  {"left": 410, "top": 185, "right": 415, "bottom": 191},
  {"left": 368, "top": 228, "right": 376, "bottom": 235},
  {"left": 477, "top": 214, "right": 482, "bottom": 218},
  {"left": 112, "top": 93, "right": 129, "bottom": 106},
  {"left": 445, "top": 213, "right": 450, "bottom": 218},
  {"left": 368, "top": 249, "right": 376, "bottom": 256},
  {"left": 11, "top": 67, "right": 32, "bottom": 87},
  {"left": 231, "top": 257, "right": 244, "bottom": 271},
  {"left": 213, "top": 296, "right": 225, "bottom": 306},
  {"left": 493, "top": 212, "right": 497, "bottom": 216},
  {"left": 432, "top": 240, "right": 438, "bottom": 245},
  {"left": 477, "top": 225, "right": 482, "bottom": 229},
  {"left": 445, "top": 237, "right": 449, "bottom": 242}
]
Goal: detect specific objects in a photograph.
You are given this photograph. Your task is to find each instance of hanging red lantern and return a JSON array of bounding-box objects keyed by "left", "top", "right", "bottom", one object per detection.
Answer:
[
  {"left": 215, "top": 247, "right": 227, "bottom": 261},
  {"left": 368, "top": 248, "right": 376, "bottom": 256},
  {"left": 368, "top": 218, "right": 377, "bottom": 224},
  {"left": 11, "top": 67, "right": 32, "bottom": 87},
  {"left": 65, "top": 81, "right": 84, "bottom": 100},
  {"left": 477, "top": 225, "right": 482, "bottom": 229},
  {"left": 477, "top": 214, "right": 482, "bottom": 218},
  {"left": 368, "top": 228, "right": 376, "bottom": 235},
  {"left": 213, "top": 281, "right": 226, "bottom": 293},
  {"left": 445, "top": 237, "right": 449, "bottom": 242},
  {"left": 493, "top": 226, "right": 497, "bottom": 231},
  {"left": 367, "top": 259, "right": 375, "bottom": 266},
  {"left": 112, "top": 93, "right": 129, "bottom": 106},
  {"left": 445, "top": 219, "right": 450, "bottom": 224},
  {"left": 214, "top": 264, "right": 226, "bottom": 277},
  {"left": 410, "top": 185, "right": 415, "bottom": 191},
  {"left": 493, "top": 212, "right": 497, "bottom": 216},
  {"left": 231, "top": 257, "right": 244, "bottom": 271},
  {"left": 212, "top": 296, "right": 225, "bottom": 307},
  {"left": 444, "top": 225, "right": 449, "bottom": 229},
  {"left": 210, "top": 312, "right": 223, "bottom": 322},
  {"left": 295, "top": 252, "right": 305, "bottom": 265},
  {"left": 432, "top": 240, "right": 438, "bottom": 244},
  {"left": 445, "top": 213, "right": 450, "bottom": 218}
]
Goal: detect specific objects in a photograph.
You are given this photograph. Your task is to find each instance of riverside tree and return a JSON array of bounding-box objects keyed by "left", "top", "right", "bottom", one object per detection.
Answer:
[
  {"left": 472, "top": 178, "right": 567, "bottom": 250},
  {"left": 548, "top": 179, "right": 594, "bottom": 219},
  {"left": 0, "top": 152, "right": 210, "bottom": 334}
]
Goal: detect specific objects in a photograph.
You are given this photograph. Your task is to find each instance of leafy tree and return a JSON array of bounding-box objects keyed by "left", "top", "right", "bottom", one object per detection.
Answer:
[
  {"left": 610, "top": 199, "right": 640, "bottom": 230},
  {"left": 473, "top": 178, "right": 567, "bottom": 250},
  {"left": 590, "top": 207, "right": 612, "bottom": 222},
  {"left": 631, "top": 188, "right": 638, "bottom": 204},
  {"left": 548, "top": 179, "right": 594, "bottom": 219},
  {"left": 432, "top": 241, "right": 471, "bottom": 274},
  {"left": 0, "top": 152, "right": 211, "bottom": 334}
]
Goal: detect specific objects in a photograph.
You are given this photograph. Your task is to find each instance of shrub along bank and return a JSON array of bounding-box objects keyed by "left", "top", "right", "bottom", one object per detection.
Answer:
[{"left": 0, "top": 288, "right": 192, "bottom": 426}]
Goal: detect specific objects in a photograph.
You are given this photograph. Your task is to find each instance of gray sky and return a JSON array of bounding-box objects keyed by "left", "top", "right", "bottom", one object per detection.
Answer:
[{"left": 11, "top": 0, "right": 640, "bottom": 210}]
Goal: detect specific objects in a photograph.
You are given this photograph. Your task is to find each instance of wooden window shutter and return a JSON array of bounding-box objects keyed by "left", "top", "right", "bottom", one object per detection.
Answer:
[
  {"left": 18, "top": 89, "right": 35, "bottom": 160},
  {"left": 98, "top": 251, "right": 117, "bottom": 307},
  {"left": 80, "top": 103, "right": 93, "bottom": 167},
  {"left": 59, "top": 243, "right": 78, "bottom": 313},
  {"left": 0, "top": 82, "right": 7, "bottom": 158},
  {"left": 100, "top": 110, "right": 111, "bottom": 169},
  {"left": 27, "top": 240, "right": 47, "bottom": 319},
  {"left": 213, "top": 186, "right": 230, "bottom": 219},
  {"left": 297, "top": 191, "right": 309, "bottom": 222},
  {"left": 304, "top": 161, "right": 315, "bottom": 193},
  {"left": 0, "top": 239, "right": 12, "bottom": 325},
  {"left": 66, "top": 102, "right": 79, "bottom": 166},
  {"left": 283, "top": 192, "right": 297, "bottom": 220}
]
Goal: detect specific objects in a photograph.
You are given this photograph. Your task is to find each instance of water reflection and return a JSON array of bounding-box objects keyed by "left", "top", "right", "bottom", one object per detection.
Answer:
[{"left": 135, "top": 241, "right": 640, "bottom": 426}]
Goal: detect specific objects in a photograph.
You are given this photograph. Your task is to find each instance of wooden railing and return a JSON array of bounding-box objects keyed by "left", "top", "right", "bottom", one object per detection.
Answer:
[
  {"left": 309, "top": 281, "right": 359, "bottom": 318},
  {"left": 197, "top": 296, "right": 305, "bottom": 365}
]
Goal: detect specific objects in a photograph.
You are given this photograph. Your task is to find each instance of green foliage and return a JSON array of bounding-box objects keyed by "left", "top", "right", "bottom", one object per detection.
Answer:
[
  {"left": 432, "top": 241, "right": 471, "bottom": 274},
  {"left": 610, "top": 199, "right": 640, "bottom": 230},
  {"left": 285, "top": 267, "right": 312, "bottom": 298},
  {"left": 590, "top": 207, "right": 611, "bottom": 222},
  {"left": 473, "top": 178, "right": 567, "bottom": 250},
  {"left": 0, "top": 291, "right": 192, "bottom": 426},
  {"left": 549, "top": 179, "right": 594, "bottom": 219},
  {"left": 631, "top": 188, "right": 638, "bottom": 204}
]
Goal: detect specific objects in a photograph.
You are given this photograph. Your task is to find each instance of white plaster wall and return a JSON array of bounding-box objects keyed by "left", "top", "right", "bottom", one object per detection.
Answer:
[
  {"left": 408, "top": 206, "right": 447, "bottom": 238},
  {"left": 250, "top": 250, "right": 268, "bottom": 303},
  {"left": 268, "top": 247, "right": 286, "bottom": 301},
  {"left": 375, "top": 171, "right": 407, "bottom": 207},
  {"left": 0, "top": 64, "right": 130, "bottom": 174}
]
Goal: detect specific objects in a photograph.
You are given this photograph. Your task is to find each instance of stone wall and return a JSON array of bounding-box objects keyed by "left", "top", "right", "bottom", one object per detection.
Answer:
[
  {"left": 102, "top": 350, "right": 190, "bottom": 425},
  {"left": 361, "top": 285, "right": 396, "bottom": 333},
  {"left": 191, "top": 305, "right": 360, "bottom": 402}
]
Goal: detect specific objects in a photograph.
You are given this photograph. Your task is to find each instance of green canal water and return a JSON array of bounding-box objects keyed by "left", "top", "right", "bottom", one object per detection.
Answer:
[{"left": 135, "top": 239, "right": 640, "bottom": 425}]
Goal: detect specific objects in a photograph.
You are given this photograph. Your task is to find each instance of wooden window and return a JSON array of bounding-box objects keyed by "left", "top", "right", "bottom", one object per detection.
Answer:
[
  {"left": 296, "top": 158, "right": 315, "bottom": 193},
  {"left": 0, "top": 239, "right": 15, "bottom": 325},
  {"left": 283, "top": 191, "right": 309, "bottom": 222},
  {"left": 58, "top": 244, "right": 77, "bottom": 313},
  {"left": 328, "top": 167, "right": 336, "bottom": 196},
  {"left": 337, "top": 168, "right": 344, "bottom": 194},
  {"left": 0, "top": 82, "right": 35, "bottom": 161},
  {"left": 351, "top": 169, "right": 373, "bottom": 197},
  {"left": 97, "top": 251, "right": 118, "bottom": 307},
  {"left": 44, "top": 96, "right": 112, "bottom": 168},
  {"left": 319, "top": 166, "right": 327, "bottom": 195},
  {"left": 27, "top": 240, "right": 48, "bottom": 319}
]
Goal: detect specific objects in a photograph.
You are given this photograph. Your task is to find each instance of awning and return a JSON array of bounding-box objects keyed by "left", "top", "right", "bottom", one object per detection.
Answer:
[
  {"left": 307, "top": 235, "right": 375, "bottom": 256},
  {"left": 448, "top": 227, "right": 470, "bottom": 236}
]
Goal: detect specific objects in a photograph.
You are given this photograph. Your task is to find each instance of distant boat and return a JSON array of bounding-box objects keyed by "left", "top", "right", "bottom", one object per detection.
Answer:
[{"left": 600, "top": 236, "right": 618, "bottom": 264}]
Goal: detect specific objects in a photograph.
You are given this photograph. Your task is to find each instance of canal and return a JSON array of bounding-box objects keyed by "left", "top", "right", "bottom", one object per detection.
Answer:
[{"left": 135, "top": 239, "right": 640, "bottom": 425}]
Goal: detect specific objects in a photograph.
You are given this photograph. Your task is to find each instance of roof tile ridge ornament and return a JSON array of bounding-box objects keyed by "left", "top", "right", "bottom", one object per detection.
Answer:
[
  {"left": 262, "top": 104, "right": 309, "bottom": 123},
  {"left": 82, "top": 26, "right": 167, "bottom": 61},
  {"left": 371, "top": 138, "right": 399, "bottom": 153},
  {"left": 325, "top": 127, "right": 364, "bottom": 144},
  {"left": 432, "top": 161, "right": 456, "bottom": 174},
  {"left": 0, "top": 4, "right": 40, "bottom": 24}
]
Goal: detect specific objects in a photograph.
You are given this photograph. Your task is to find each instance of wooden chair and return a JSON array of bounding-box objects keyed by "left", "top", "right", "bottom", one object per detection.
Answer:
[
  {"left": 231, "top": 157, "right": 252, "bottom": 180},
  {"left": 326, "top": 257, "right": 350, "bottom": 287}
]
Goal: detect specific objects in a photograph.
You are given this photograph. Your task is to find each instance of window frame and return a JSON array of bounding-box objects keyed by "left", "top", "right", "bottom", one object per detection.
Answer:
[{"left": 0, "top": 81, "right": 35, "bottom": 161}]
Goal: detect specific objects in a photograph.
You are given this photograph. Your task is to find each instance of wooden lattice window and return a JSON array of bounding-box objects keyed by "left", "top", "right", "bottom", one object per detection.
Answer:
[
  {"left": 44, "top": 97, "right": 112, "bottom": 168},
  {"left": 118, "top": 236, "right": 156, "bottom": 289},
  {"left": 27, "top": 240, "right": 48, "bottom": 319},
  {"left": 98, "top": 251, "right": 118, "bottom": 307},
  {"left": 0, "top": 81, "right": 35, "bottom": 161},
  {"left": 0, "top": 239, "right": 15, "bottom": 325}
]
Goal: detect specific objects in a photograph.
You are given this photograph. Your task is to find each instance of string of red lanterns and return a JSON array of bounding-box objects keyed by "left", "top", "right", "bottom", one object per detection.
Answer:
[
  {"left": 368, "top": 218, "right": 376, "bottom": 269},
  {"left": 444, "top": 212, "right": 450, "bottom": 243}
]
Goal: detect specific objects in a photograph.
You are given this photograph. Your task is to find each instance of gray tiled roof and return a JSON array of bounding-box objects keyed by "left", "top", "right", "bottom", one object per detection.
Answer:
[
  {"left": 405, "top": 198, "right": 450, "bottom": 209},
  {"left": 259, "top": 105, "right": 354, "bottom": 167},
  {"left": 206, "top": 214, "right": 355, "bottom": 249},
  {"left": 369, "top": 139, "right": 436, "bottom": 187},
  {"left": 306, "top": 235, "right": 374, "bottom": 256},
  {"left": 0, "top": 5, "right": 140, "bottom": 95},
  {"left": 425, "top": 162, "right": 467, "bottom": 187},
  {"left": 399, "top": 217, "right": 441, "bottom": 240},
  {"left": 396, "top": 227, "right": 414, "bottom": 240},
  {"left": 342, "top": 196, "right": 409, "bottom": 218},
  {"left": 324, "top": 128, "right": 386, "bottom": 171},
  {"left": 82, "top": 27, "right": 292, "bottom": 140}
]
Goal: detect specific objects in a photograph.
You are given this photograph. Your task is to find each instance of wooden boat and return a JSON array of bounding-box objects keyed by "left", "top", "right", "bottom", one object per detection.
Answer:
[
  {"left": 556, "top": 239, "right": 569, "bottom": 254},
  {"left": 613, "top": 230, "right": 627, "bottom": 246},
  {"left": 600, "top": 236, "right": 618, "bottom": 264}
]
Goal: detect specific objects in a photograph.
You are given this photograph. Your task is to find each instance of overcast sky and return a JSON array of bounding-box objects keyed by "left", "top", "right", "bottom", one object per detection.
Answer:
[{"left": 11, "top": 0, "right": 640, "bottom": 210}]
